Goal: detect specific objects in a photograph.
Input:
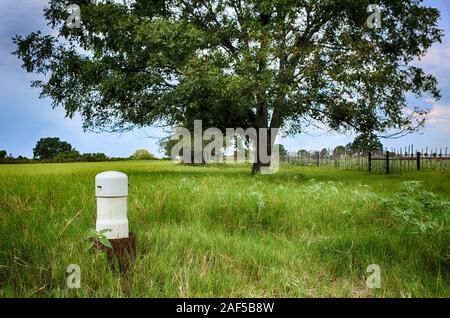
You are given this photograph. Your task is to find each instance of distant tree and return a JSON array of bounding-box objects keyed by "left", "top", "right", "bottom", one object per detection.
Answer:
[
  {"left": 81, "top": 153, "right": 109, "bottom": 162},
  {"left": 131, "top": 149, "right": 156, "bottom": 160},
  {"left": 0, "top": 150, "right": 6, "bottom": 159},
  {"left": 345, "top": 142, "right": 353, "bottom": 153},
  {"left": 158, "top": 134, "right": 218, "bottom": 163},
  {"left": 333, "top": 146, "right": 346, "bottom": 157},
  {"left": 33, "top": 137, "right": 73, "bottom": 159},
  {"left": 320, "top": 148, "right": 329, "bottom": 157},
  {"left": 158, "top": 137, "right": 180, "bottom": 158},
  {"left": 297, "top": 149, "right": 309, "bottom": 157},
  {"left": 53, "top": 149, "right": 81, "bottom": 161},
  {"left": 349, "top": 133, "right": 383, "bottom": 153},
  {"left": 277, "top": 144, "right": 288, "bottom": 158}
]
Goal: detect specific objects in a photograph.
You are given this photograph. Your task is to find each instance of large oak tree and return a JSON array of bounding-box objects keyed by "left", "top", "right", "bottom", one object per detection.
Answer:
[{"left": 13, "top": 0, "right": 442, "bottom": 173}]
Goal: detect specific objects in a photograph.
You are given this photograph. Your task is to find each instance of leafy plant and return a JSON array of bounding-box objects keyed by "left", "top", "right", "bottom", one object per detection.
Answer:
[
  {"left": 248, "top": 191, "right": 265, "bottom": 212},
  {"left": 384, "top": 181, "right": 450, "bottom": 234},
  {"left": 84, "top": 228, "right": 112, "bottom": 251}
]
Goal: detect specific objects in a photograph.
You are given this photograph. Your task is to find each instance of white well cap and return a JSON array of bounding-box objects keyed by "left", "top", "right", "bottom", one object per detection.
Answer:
[{"left": 95, "top": 171, "right": 128, "bottom": 197}]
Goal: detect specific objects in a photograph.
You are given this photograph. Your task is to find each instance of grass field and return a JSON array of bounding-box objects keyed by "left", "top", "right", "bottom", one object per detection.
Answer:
[{"left": 0, "top": 160, "right": 449, "bottom": 297}]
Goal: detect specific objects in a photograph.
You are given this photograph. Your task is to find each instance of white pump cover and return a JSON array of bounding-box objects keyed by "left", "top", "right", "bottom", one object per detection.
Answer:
[
  {"left": 95, "top": 171, "right": 129, "bottom": 239},
  {"left": 95, "top": 171, "right": 128, "bottom": 197}
]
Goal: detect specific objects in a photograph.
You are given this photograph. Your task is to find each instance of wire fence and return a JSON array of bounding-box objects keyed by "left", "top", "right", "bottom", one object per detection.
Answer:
[{"left": 281, "top": 145, "right": 450, "bottom": 174}]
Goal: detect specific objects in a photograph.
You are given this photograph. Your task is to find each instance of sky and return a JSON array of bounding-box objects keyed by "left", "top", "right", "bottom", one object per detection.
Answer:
[{"left": 1, "top": 0, "right": 450, "bottom": 158}]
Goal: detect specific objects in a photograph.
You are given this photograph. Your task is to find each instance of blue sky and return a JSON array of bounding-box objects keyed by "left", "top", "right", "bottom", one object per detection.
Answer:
[{"left": 1, "top": 0, "right": 450, "bottom": 158}]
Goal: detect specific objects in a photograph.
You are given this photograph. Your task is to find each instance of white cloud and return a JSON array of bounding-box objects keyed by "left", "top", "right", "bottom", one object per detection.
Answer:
[
  {"left": 426, "top": 104, "right": 450, "bottom": 133},
  {"left": 414, "top": 45, "right": 450, "bottom": 106},
  {"left": 418, "top": 47, "right": 450, "bottom": 68}
]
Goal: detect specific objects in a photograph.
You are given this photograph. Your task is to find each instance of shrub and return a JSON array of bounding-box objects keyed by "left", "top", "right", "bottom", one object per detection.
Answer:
[
  {"left": 53, "top": 150, "right": 81, "bottom": 161},
  {"left": 80, "top": 153, "right": 109, "bottom": 162},
  {"left": 131, "top": 149, "right": 156, "bottom": 160}
]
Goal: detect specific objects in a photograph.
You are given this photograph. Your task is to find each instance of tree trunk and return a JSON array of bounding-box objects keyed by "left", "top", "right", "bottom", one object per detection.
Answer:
[
  {"left": 252, "top": 97, "right": 268, "bottom": 174},
  {"left": 251, "top": 127, "right": 276, "bottom": 174}
]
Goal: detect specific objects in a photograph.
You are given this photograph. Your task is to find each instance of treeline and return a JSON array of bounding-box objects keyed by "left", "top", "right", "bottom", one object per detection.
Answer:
[
  {"left": 0, "top": 153, "right": 126, "bottom": 164},
  {"left": 0, "top": 137, "right": 158, "bottom": 164},
  {"left": 294, "top": 134, "right": 384, "bottom": 158}
]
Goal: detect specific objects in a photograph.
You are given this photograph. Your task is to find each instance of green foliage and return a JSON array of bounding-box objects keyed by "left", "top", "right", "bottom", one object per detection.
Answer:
[
  {"left": 277, "top": 144, "right": 288, "bottom": 158},
  {"left": 53, "top": 149, "right": 80, "bottom": 161},
  {"left": 0, "top": 150, "right": 6, "bottom": 159},
  {"left": 45, "top": 152, "right": 109, "bottom": 163},
  {"left": 84, "top": 228, "right": 112, "bottom": 251},
  {"left": 384, "top": 181, "right": 450, "bottom": 235},
  {"left": 320, "top": 148, "right": 329, "bottom": 157},
  {"left": 0, "top": 151, "right": 115, "bottom": 164},
  {"left": 82, "top": 153, "right": 108, "bottom": 162},
  {"left": 158, "top": 134, "right": 225, "bottom": 163},
  {"left": 348, "top": 133, "right": 383, "bottom": 153},
  {"left": 0, "top": 156, "right": 31, "bottom": 164},
  {"left": 333, "top": 146, "right": 346, "bottom": 157},
  {"left": 297, "top": 149, "right": 309, "bottom": 157},
  {"left": 158, "top": 137, "right": 178, "bottom": 158},
  {"left": 32, "top": 137, "right": 73, "bottom": 159},
  {"left": 131, "top": 149, "right": 156, "bottom": 160}
]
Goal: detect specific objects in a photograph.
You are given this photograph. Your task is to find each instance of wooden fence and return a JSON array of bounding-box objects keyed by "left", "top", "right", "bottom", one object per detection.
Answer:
[{"left": 282, "top": 146, "right": 450, "bottom": 174}]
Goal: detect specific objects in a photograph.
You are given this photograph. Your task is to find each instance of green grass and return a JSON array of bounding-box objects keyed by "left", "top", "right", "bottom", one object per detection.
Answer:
[{"left": 0, "top": 161, "right": 449, "bottom": 297}]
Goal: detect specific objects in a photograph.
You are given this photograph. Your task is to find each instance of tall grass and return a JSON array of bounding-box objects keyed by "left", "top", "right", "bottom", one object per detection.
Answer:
[{"left": 0, "top": 161, "right": 449, "bottom": 297}]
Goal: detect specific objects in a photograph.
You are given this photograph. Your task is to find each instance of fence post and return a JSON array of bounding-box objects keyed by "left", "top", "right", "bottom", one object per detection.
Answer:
[
  {"left": 386, "top": 151, "right": 390, "bottom": 174},
  {"left": 416, "top": 151, "right": 421, "bottom": 171},
  {"left": 368, "top": 151, "right": 372, "bottom": 172},
  {"left": 316, "top": 153, "right": 320, "bottom": 167}
]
